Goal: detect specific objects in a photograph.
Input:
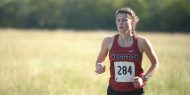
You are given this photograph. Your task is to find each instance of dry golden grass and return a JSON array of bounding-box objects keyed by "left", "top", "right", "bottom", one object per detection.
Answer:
[{"left": 0, "top": 29, "right": 190, "bottom": 95}]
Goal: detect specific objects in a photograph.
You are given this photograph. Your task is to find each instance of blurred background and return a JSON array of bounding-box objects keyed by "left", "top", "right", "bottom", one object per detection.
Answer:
[
  {"left": 0, "top": 0, "right": 190, "bottom": 95},
  {"left": 0, "top": 0, "right": 190, "bottom": 32}
]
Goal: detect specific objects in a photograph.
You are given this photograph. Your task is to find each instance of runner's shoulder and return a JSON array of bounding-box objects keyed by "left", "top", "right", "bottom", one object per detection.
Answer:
[
  {"left": 102, "top": 36, "right": 114, "bottom": 49},
  {"left": 136, "top": 35, "right": 151, "bottom": 50},
  {"left": 136, "top": 35, "right": 149, "bottom": 44},
  {"left": 103, "top": 36, "right": 114, "bottom": 44}
]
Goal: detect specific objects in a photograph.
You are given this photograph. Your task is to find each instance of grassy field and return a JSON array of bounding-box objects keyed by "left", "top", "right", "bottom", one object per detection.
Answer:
[{"left": 0, "top": 29, "right": 190, "bottom": 95}]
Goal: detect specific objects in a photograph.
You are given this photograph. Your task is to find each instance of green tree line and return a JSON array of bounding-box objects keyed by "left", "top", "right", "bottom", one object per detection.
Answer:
[{"left": 0, "top": 0, "right": 190, "bottom": 32}]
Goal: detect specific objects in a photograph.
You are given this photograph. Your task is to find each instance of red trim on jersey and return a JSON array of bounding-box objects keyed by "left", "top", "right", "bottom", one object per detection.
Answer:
[{"left": 108, "top": 34, "right": 144, "bottom": 92}]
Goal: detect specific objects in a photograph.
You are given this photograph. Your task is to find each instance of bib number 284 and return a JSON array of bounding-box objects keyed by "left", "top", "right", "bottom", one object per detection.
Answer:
[
  {"left": 114, "top": 61, "right": 135, "bottom": 82},
  {"left": 117, "top": 65, "right": 132, "bottom": 75}
]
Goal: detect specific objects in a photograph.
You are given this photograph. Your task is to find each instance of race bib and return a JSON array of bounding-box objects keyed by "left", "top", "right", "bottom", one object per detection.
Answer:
[{"left": 114, "top": 61, "right": 135, "bottom": 82}]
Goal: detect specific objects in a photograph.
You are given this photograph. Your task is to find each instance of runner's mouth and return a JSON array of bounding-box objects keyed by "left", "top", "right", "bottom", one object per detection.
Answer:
[{"left": 119, "top": 26, "right": 123, "bottom": 29}]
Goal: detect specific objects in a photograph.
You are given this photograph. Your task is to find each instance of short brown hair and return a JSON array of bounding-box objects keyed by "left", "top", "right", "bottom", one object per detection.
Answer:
[{"left": 115, "top": 7, "right": 139, "bottom": 32}]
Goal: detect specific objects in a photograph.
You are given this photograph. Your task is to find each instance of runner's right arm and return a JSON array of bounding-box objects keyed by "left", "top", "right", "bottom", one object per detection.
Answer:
[{"left": 95, "top": 38, "right": 110, "bottom": 74}]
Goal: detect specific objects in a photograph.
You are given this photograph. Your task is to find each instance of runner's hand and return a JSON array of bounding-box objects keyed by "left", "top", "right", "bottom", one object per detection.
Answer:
[
  {"left": 95, "top": 63, "right": 105, "bottom": 74},
  {"left": 133, "top": 76, "right": 143, "bottom": 88}
]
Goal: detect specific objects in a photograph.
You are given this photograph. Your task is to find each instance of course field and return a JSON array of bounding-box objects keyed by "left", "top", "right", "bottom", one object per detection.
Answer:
[{"left": 0, "top": 29, "right": 190, "bottom": 95}]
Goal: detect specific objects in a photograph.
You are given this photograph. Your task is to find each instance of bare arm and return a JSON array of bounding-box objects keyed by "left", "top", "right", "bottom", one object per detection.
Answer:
[
  {"left": 133, "top": 37, "right": 159, "bottom": 88},
  {"left": 143, "top": 38, "right": 159, "bottom": 79},
  {"left": 95, "top": 37, "right": 110, "bottom": 74}
]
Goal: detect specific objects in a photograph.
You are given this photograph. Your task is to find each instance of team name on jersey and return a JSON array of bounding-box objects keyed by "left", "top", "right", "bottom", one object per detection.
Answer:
[{"left": 111, "top": 54, "right": 139, "bottom": 60}]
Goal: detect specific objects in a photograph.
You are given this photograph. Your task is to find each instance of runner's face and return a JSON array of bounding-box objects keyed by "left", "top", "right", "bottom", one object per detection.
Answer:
[{"left": 116, "top": 13, "right": 132, "bottom": 33}]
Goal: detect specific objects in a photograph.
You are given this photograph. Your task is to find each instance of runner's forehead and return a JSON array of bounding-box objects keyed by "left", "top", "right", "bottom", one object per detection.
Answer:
[{"left": 116, "top": 13, "right": 132, "bottom": 19}]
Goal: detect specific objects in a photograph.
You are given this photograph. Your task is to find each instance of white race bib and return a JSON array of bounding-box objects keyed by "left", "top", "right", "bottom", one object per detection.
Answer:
[{"left": 114, "top": 61, "right": 135, "bottom": 82}]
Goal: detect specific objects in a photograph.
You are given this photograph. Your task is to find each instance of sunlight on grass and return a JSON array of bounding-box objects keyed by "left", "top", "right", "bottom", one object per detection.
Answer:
[{"left": 0, "top": 29, "right": 190, "bottom": 95}]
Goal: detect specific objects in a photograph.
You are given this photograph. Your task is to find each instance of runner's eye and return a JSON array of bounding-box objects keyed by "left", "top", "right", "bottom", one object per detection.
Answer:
[{"left": 122, "top": 19, "right": 128, "bottom": 22}]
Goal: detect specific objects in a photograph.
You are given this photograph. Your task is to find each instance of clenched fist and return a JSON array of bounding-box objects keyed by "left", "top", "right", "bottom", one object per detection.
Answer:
[
  {"left": 133, "top": 76, "right": 144, "bottom": 88},
  {"left": 95, "top": 63, "right": 106, "bottom": 74}
]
